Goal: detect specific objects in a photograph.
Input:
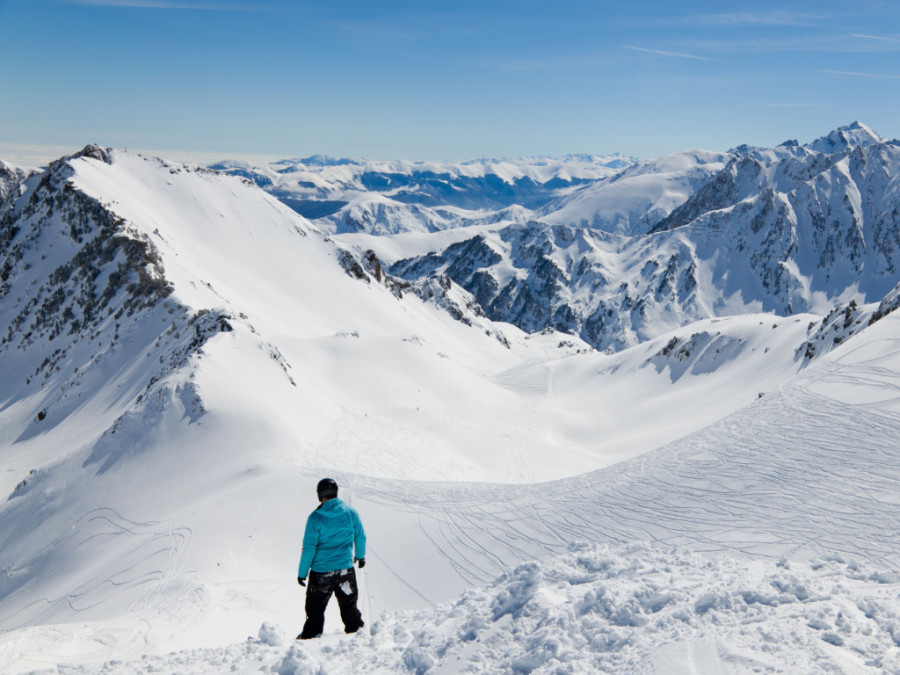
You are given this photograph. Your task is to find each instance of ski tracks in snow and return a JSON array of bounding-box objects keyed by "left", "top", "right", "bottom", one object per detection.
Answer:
[
  {"left": 0, "top": 507, "right": 200, "bottom": 670},
  {"left": 359, "top": 354, "right": 900, "bottom": 590}
]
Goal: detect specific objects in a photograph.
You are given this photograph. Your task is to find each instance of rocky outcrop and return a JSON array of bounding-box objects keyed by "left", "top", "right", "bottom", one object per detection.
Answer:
[
  {"left": 386, "top": 125, "right": 900, "bottom": 352},
  {"left": 0, "top": 149, "right": 231, "bottom": 436}
]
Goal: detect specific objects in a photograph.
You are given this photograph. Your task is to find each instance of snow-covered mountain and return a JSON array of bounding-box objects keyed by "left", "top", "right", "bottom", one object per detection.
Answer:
[
  {"left": 355, "top": 123, "right": 900, "bottom": 352},
  {"left": 2, "top": 128, "right": 900, "bottom": 673},
  {"left": 211, "top": 154, "right": 633, "bottom": 235},
  {"left": 0, "top": 160, "right": 35, "bottom": 221},
  {"left": 539, "top": 148, "right": 732, "bottom": 235}
]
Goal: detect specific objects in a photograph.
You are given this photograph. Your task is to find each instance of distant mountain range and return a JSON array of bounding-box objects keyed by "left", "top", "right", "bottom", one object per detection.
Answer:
[
  {"left": 210, "top": 154, "right": 634, "bottom": 232},
  {"left": 213, "top": 122, "right": 900, "bottom": 352}
]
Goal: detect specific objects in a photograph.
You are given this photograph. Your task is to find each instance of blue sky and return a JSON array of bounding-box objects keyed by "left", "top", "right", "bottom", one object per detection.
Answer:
[{"left": 1, "top": 0, "right": 899, "bottom": 164}]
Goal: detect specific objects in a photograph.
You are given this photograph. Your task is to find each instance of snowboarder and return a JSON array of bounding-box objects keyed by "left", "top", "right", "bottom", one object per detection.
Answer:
[{"left": 296, "top": 478, "right": 367, "bottom": 639}]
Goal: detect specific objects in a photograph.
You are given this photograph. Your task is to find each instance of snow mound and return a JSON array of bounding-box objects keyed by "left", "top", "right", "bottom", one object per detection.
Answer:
[{"left": 50, "top": 543, "right": 900, "bottom": 674}]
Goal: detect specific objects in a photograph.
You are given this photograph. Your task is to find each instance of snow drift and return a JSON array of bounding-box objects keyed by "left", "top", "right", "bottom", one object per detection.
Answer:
[{"left": 36, "top": 543, "right": 900, "bottom": 674}]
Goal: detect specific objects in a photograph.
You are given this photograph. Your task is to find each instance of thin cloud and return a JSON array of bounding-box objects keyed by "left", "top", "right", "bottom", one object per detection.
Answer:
[
  {"left": 330, "top": 21, "right": 417, "bottom": 41},
  {"left": 689, "top": 34, "right": 896, "bottom": 54},
  {"left": 851, "top": 33, "right": 900, "bottom": 43},
  {"left": 622, "top": 45, "right": 720, "bottom": 62},
  {"left": 820, "top": 69, "right": 900, "bottom": 80},
  {"left": 474, "top": 55, "right": 606, "bottom": 73},
  {"left": 692, "top": 10, "right": 828, "bottom": 27},
  {"left": 0, "top": 143, "right": 82, "bottom": 168},
  {"left": 761, "top": 103, "right": 821, "bottom": 108},
  {"left": 53, "top": 0, "right": 256, "bottom": 9}
]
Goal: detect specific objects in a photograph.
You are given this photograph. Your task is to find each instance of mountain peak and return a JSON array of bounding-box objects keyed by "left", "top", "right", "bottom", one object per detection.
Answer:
[
  {"left": 807, "top": 122, "right": 884, "bottom": 154},
  {"left": 47, "top": 144, "right": 115, "bottom": 169}
]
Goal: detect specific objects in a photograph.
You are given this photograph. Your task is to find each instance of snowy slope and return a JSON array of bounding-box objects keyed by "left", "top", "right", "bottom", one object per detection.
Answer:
[
  {"left": 40, "top": 544, "right": 900, "bottom": 673},
  {"left": 5, "top": 279, "right": 900, "bottom": 674},
  {"left": 0, "top": 147, "right": 548, "bottom": 667},
  {"left": 2, "top": 138, "right": 900, "bottom": 674}
]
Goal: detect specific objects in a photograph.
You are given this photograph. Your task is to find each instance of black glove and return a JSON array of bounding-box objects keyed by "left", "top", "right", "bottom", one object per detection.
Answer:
[
  {"left": 355, "top": 558, "right": 366, "bottom": 569},
  {"left": 298, "top": 576, "right": 306, "bottom": 586}
]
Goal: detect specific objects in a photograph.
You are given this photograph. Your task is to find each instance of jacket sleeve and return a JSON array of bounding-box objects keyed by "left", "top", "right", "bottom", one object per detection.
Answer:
[
  {"left": 353, "top": 510, "right": 366, "bottom": 560},
  {"left": 297, "top": 514, "right": 319, "bottom": 578}
]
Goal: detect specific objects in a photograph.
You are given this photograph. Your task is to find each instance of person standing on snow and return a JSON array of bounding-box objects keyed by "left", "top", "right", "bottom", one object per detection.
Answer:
[{"left": 296, "top": 478, "right": 367, "bottom": 639}]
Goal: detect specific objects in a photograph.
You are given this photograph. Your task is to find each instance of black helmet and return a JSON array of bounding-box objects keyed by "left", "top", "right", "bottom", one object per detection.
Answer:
[{"left": 316, "top": 478, "right": 338, "bottom": 500}]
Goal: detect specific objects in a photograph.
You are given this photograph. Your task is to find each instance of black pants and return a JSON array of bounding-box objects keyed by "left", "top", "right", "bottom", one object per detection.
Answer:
[{"left": 299, "top": 567, "right": 363, "bottom": 639}]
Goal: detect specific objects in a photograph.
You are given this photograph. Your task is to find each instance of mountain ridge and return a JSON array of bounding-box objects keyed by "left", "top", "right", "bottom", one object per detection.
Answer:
[{"left": 356, "top": 124, "right": 900, "bottom": 352}]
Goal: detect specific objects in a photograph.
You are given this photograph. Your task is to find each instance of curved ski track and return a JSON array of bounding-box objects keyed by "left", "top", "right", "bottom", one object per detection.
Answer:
[{"left": 353, "top": 335, "right": 900, "bottom": 586}]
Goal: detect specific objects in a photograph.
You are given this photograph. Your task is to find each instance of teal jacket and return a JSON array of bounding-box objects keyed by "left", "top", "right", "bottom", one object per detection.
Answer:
[{"left": 298, "top": 498, "right": 366, "bottom": 578}]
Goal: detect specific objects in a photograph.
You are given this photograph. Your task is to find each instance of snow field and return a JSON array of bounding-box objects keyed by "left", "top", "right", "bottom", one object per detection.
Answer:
[
  {"left": 33, "top": 543, "right": 900, "bottom": 674},
  {"left": 3, "top": 146, "right": 900, "bottom": 673}
]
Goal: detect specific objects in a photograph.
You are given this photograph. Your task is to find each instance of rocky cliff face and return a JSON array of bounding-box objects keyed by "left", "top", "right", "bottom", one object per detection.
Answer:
[
  {"left": 0, "top": 161, "right": 35, "bottom": 220},
  {"left": 386, "top": 124, "right": 900, "bottom": 352},
  {"left": 661, "top": 125, "right": 900, "bottom": 305},
  {"left": 0, "top": 146, "right": 231, "bottom": 442},
  {"left": 389, "top": 221, "right": 702, "bottom": 352}
]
